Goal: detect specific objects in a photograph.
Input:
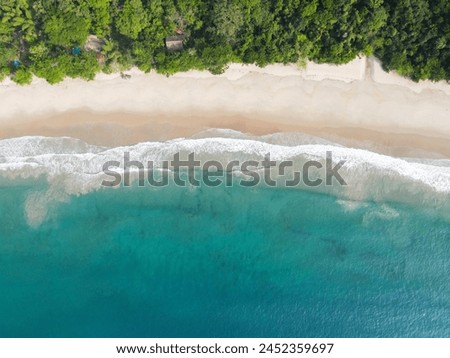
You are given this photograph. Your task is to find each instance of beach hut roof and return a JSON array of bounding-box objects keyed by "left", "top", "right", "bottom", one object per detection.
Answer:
[
  {"left": 165, "top": 35, "right": 185, "bottom": 51},
  {"left": 84, "top": 35, "right": 105, "bottom": 53}
]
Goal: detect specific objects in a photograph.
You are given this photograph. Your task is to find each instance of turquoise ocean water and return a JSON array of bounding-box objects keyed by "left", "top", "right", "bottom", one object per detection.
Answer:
[{"left": 0, "top": 134, "right": 449, "bottom": 337}]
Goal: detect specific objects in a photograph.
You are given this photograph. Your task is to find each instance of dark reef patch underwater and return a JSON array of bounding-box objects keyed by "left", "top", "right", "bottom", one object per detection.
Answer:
[{"left": 0, "top": 178, "right": 449, "bottom": 338}]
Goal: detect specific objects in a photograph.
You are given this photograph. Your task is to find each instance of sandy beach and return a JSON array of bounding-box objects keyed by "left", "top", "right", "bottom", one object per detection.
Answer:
[{"left": 1, "top": 57, "right": 449, "bottom": 157}]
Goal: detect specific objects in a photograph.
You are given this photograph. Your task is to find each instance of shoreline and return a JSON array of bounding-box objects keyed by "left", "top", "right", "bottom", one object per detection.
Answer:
[
  {"left": 1, "top": 57, "right": 449, "bottom": 157},
  {"left": 2, "top": 110, "right": 450, "bottom": 158}
]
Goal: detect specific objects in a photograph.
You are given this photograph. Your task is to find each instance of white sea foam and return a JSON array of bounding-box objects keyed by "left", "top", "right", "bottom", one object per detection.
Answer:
[
  {"left": 362, "top": 204, "right": 401, "bottom": 226},
  {"left": 0, "top": 132, "right": 449, "bottom": 225}
]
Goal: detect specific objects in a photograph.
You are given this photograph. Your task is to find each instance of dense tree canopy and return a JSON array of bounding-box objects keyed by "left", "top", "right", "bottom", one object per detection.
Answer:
[{"left": 0, "top": 0, "right": 448, "bottom": 84}]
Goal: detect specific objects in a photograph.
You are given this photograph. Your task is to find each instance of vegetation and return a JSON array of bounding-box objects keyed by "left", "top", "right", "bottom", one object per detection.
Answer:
[
  {"left": 12, "top": 66, "right": 32, "bottom": 85},
  {"left": 0, "top": 0, "right": 448, "bottom": 84}
]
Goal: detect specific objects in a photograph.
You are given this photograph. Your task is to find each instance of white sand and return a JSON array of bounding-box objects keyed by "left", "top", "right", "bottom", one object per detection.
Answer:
[
  {"left": 0, "top": 57, "right": 449, "bottom": 142},
  {"left": 371, "top": 58, "right": 450, "bottom": 95}
]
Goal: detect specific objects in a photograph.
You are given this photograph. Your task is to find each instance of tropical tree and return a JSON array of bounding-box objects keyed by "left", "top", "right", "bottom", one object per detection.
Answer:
[
  {"left": 115, "top": 0, "right": 148, "bottom": 39},
  {"left": 42, "top": 0, "right": 91, "bottom": 47}
]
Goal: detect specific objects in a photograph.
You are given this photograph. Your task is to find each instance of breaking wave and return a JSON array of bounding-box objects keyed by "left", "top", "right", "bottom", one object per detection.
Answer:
[{"left": 0, "top": 130, "right": 449, "bottom": 226}]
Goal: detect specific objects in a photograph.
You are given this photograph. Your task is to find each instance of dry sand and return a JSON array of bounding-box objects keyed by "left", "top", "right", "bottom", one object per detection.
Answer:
[{"left": 0, "top": 57, "right": 449, "bottom": 157}]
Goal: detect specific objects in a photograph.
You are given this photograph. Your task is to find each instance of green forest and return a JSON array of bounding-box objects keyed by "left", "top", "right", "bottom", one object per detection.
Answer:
[{"left": 0, "top": 0, "right": 448, "bottom": 85}]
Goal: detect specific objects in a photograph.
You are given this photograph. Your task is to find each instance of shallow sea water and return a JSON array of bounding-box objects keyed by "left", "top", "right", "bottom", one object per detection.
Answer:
[{"left": 0, "top": 176, "right": 449, "bottom": 337}]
